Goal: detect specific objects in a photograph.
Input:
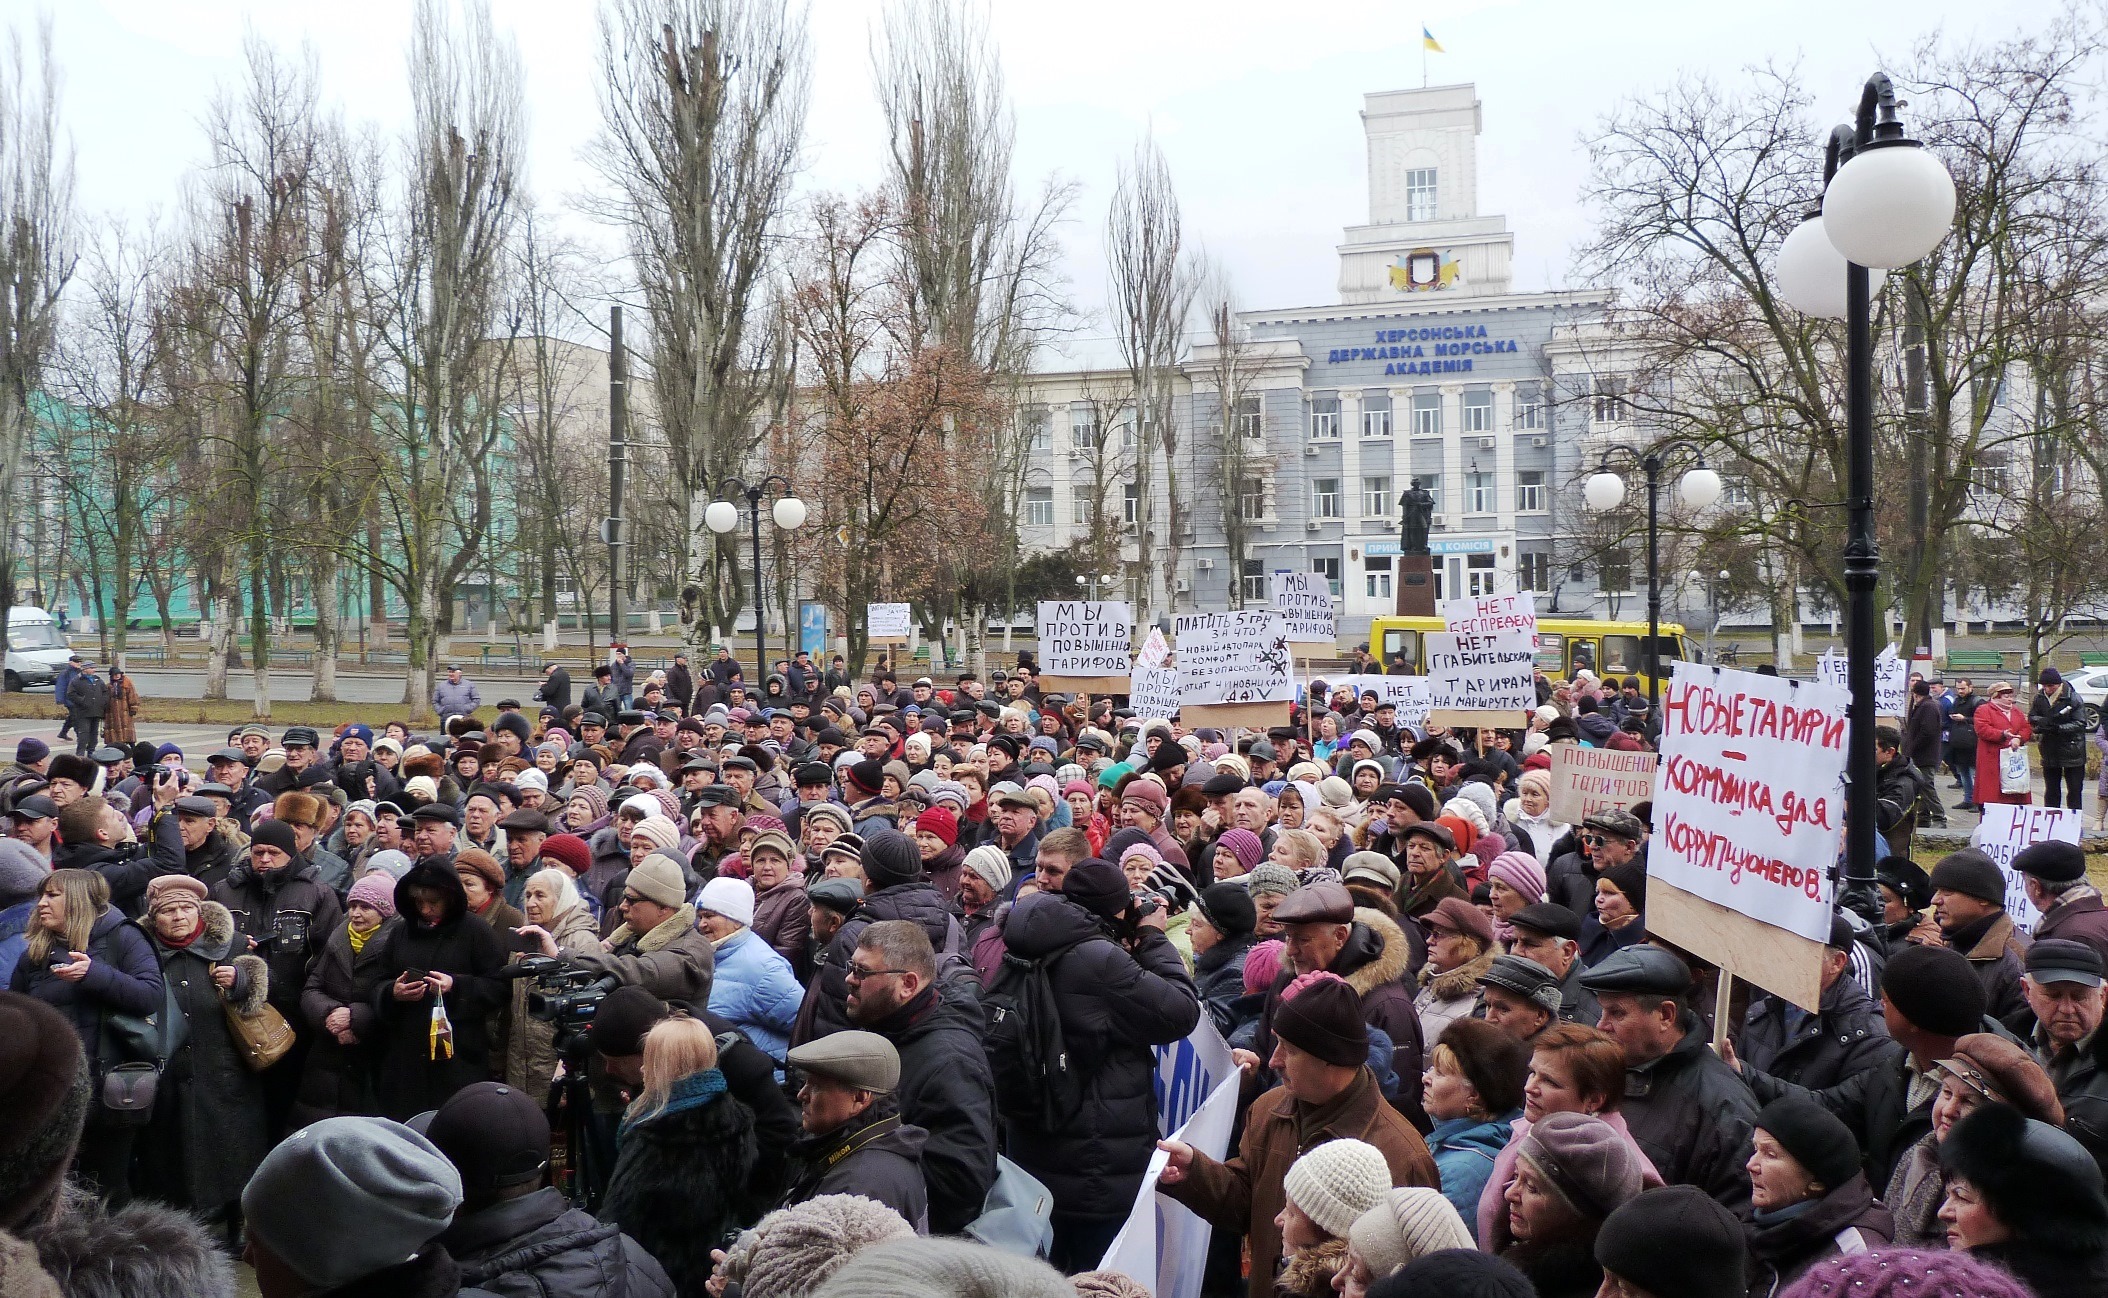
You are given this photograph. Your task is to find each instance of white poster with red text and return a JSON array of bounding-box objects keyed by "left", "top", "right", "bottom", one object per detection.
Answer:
[{"left": 1649, "top": 662, "right": 1850, "bottom": 944}]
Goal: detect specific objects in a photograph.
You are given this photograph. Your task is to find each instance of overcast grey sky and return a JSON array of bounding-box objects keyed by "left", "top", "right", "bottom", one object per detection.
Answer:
[{"left": 28, "top": 0, "right": 2022, "bottom": 365}]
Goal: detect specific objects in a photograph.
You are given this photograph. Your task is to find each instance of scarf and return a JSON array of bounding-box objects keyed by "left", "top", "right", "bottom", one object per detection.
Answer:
[
  {"left": 348, "top": 920, "right": 381, "bottom": 955},
  {"left": 621, "top": 1068, "right": 728, "bottom": 1140},
  {"left": 160, "top": 916, "right": 206, "bottom": 950}
]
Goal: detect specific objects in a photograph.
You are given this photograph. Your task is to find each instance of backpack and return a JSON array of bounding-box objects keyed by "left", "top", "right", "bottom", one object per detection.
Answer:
[{"left": 983, "top": 947, "right": 1085, "bottom": 1131}]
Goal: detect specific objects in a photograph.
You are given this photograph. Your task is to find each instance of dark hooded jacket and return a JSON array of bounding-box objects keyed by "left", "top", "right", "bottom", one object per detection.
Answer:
[
  {"left": 797, "top": 840, "right": 960, "bottom": 1043},
  {"left": 368, "top": 859, "right": 508, "bottom": 1119},
  {"left": 1744, "top": 1173, "right": 1893, "bottom": 1298},
  {"left": 995, "top": 892, "right": 1201, "bottom": 1220},
  {"left": 599, "top": 1073, "right": 757, "bottom": 1298},
  {"left": 134, "top": 900, "right": 271, "bottom": 1214},
  {"left": 55, "top": 812, "right": 186, "bottom": 916},
  {"left": 1739, "top": 972, "right": 1900, "bottom": 1091},
  {"left": 210, "top": 849, "right": 344, "bottom": 1021},
  {"left": 780, "top": 1097, "right": 930, "bottom": 1230},
  {"left": 446, "top": 1185, "right": 674, "bottom": 1298},
  {"left": 1621, "top": 1012, "right": 1760, "bottom": 1217},
  {"left": 293, "top": 914, "right": 398, "bottom": 1125},
  {"left": 861, "top": 981, "right": 999, "bottom": 1236},
  {"left": 1194, "top": 931, "right": 1257, "bottom": 1036}
]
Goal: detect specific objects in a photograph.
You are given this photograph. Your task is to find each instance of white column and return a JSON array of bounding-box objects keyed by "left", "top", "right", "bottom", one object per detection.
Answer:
[
  {"left": 1439, "top": 383, "right": 1466, "bottom": 530},
  {"left": 1492, "top": 382, "right": 1518, "bottom": 588}
]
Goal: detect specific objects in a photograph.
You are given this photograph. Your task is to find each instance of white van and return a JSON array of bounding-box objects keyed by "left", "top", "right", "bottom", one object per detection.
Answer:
[{"left": 4, "top": 607, "right": 72, "bottom": 692}]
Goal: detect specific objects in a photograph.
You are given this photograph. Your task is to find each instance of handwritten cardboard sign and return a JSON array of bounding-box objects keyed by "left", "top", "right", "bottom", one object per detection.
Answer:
[
  {"left": 1649, "top": 663, "right": 1849, "bottom": 943},
  {"left": 1547, "top": 746, "right": 1660, "bottom": 825},
  {"left": 1174, "top": 611, "right": 1294, "bottom": 706},
  {"left": 1129, "top": 663, "right": 1182, "bottom": 720},
  {"left": 1424, "top": 630, "right": 1536, "bottom": 726},
  {"left": 1270, "top": 571, "right": 1336, "bottom": 645},
  {"left": 1973, "top": 804, "right": 2083, "bottom": 934},
  {"left": 1137, "top": 627, "right": 1171, "bottom": 670},
  {"left": 1439, "top": 590, "right": 1538, "bottom": 640},
  {"left": 1035, "top": 600, "right": 1134, "bottom": 681},
  {"left": 1814, "top": 645, "right": 1908, "bottom": 717},
  {"left": 1321, "top": 674, "right": 1434, "bottom": 735},
  {"left": 866, "top": 603, "right": 912, "bottom": 640}
]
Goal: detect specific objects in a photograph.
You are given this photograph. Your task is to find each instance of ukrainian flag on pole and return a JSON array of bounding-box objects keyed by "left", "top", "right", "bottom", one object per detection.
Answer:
[{"left": 1422, "top": 26, "right": 1444, "bottom": 52}]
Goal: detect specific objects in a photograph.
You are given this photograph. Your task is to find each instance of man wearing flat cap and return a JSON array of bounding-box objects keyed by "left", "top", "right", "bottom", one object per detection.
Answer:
[
  {"left": 2015, "top": 839, "right": 2108, "bottom": 967},
  {"left": 1507, "top": 902, "right": 1599, "bottom": 1027},
  {"left": 1476, "top": 953, "right": 1566, "bottom": 1041},
  {"left": 1926, "top": 847, "right": 2030, "bottom": 1023},
  {"left": 2019, "top": 939, "right": 2108, "bottom": 1115},
  {"left": 1580, "top": 944, "right": 1760, "bottom": 1214},
  {"left": 780, "top": 1030, "right": 929, "bottom": 1227},
  {"left": 1397, "top": 820, "right": 1467, "bottom": 921},
  {"left": 1244, "top": 880, "right": 1428, "bottom": 1124}
]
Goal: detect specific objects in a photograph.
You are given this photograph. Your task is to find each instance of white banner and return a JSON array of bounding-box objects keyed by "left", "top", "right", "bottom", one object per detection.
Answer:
[
  {"left": 1100, "top": 1020, "right": 1241, "bottom": 1298},
  {"left": 1270, "top": 571, "right": 1336, "bottom": 645},
  {"left": 1137, "top": 627, "right": 1171, "bottom": 670},
  {"left": 1649, "top": 663, "right": 1849, "bottom": 943},
  {"left": 1129, "top": 664, "right": 1182, "bottom": 720},
  {"left": 1036, "top": 600, "right": 1135, "bottom": 676},
  {"left": 867, "top": 602, "right": 912, "bottom": 639},
  {"left": 1814, "top": 645, "right": 1908, "bottom": 717},
  {"left": 1973, "top": 804, "right": 2083, "bottom": 934},
  {"left": 1425, "top": 630, "right": 1537, "bottom": 715},
  {"left": 1320, "top": 673, "right": 1434, "bottom": 734},
  {"left": 1440, "top": 590, "right": 1538, "bottom": 640},
  {"left": 1175, "top": 611, "right": 1294, "bottom": 706}
]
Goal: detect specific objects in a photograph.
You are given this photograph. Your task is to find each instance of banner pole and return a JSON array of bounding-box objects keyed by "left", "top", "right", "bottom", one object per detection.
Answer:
[{"left": 1711, "top": 968, "right": 1735, "bottom": 1055}]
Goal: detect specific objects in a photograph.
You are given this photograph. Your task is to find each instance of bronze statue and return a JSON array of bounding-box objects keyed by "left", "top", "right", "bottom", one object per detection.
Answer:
[{"left": 1397, "top": 483, "right": 1435, "bottom": 556}]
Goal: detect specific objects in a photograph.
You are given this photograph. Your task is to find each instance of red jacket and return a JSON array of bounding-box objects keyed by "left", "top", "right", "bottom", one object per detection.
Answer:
[{"left": 1973, "top": 698, "right": 2034, "bottom": 805}]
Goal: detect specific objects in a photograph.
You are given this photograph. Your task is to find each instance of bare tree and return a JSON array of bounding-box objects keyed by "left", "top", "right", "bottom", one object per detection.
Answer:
[
  {"left": 1106, "top": 134, "right": 1198, "bottom": 620},
  {"left": 589, "top": 0, "right": 808, "bottom": 663},
  {"left": 1195, "top": 283, "right": 1266, "bottom": 608},
  {"left": 0, "top": 18, "right": 75, "bottom": 660},
  {"left": 366, "top": 0, "right": 524, "bottom": 717}
]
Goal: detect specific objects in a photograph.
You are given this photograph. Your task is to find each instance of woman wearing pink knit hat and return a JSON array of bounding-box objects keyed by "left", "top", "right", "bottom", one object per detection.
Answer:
[{"left": 1485, "top": 851, "right": 1547, "bottom": 946}]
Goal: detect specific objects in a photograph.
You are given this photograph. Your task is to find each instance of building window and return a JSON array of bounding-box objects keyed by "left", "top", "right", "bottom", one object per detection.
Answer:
[
  {"left": 1234, "top": 396, "right": 1264, "bottom": 439},
  {"left": 1361, "top": 393, "right": 1393, "bottom": 439},
  {"left": 1514, "top": 387, "right": 1544, "bottom": 429},
  {"left": 1405, "top": 167, "right": 1438, "bottom": 223},
  {"left": 1071, "top": 490, "right": 1093, "bottom": 525},
  {"left": 1314, "top": 556, "right": 1342, "bottom": 596},
  {"left": 1467, "top": 552, "right": 1497, "bottom": 595},
  {"left": 1238, "top": 478, "right": 1267, "bottom": 521},
  {"left": 1600, "top": 550, "right": 1633, "bottom": 596},
  {"left": 1413, "top": 472, "right": 1442, "bottom": 517},
  {"left": 1309, "top": 394, "right": 1340, "bottom": 440},
  {"left": 1366, "top": 556, "right": 1394, "bottom": 598},
  {"left": 1518, "top": 550, "right": 1551, "bottom": 592},
  {"left": 1462, "top": 390, "right": 1492, "bottom": 433},
  {"left": 1362, "top": 475, "right": 1391, "bottom": 517},
  {"left": 1312, "top": 478, "right": 1341, "bottom": 519},
  {"left": 1591, "top": 377, "right": 1627, "bottom": 424},
  {"left": 1117, "top": 408, "right": 1137, "bottom": 449},
  {"left": 1123, "top": 481, "right": 1142, "bottom": 525},
  {"left": 1023, "top": 487, "right": 1054, "bottom": 526},
  {"left": 1071, "top": 406, "right": 1101, "bottom": 449},
  {"left": 1971, "top": 458, "right": 2010, "bottom": 501},
  {"left": 1723, "top": 475, "right": 1752, "bottom": 507},
  {"left": 1516, "top": 470, "right": 1546, "bottom": 513},
  {"left": 1240, "top": 559, "right": 1267, "bottom": 602},
  {"left": 1020, "top": 405, "right": 1051, "bottom": 452},
  {"left": 1466, "top": 470, "right": 1494, "bottom": 515},
  {"left": 1411, "top": 390, "right": 1441, "bottom": 437}
]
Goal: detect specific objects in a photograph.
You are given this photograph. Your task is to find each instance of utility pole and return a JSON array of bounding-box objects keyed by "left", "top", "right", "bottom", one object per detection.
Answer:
[
  {"left": 1904, "top": 286, "right": 1935, "bottom": 656},
  {"left": 607, "top": 306, "right": 628, "bottom": 649}
]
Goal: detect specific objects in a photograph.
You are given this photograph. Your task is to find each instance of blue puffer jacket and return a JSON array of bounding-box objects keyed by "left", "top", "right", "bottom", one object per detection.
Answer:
[
  {"left": 706, "top": 927, "right": 804, "bottom": 1062},
  {"left": 7, "top": 904, "right": 164, "bottom": 1076},
  {"left": 0, "top": 899, "right": 32, "bottom": 990},
  {"left": 1429, "top": 1112, "right": 1517, "bottom": 1240}
]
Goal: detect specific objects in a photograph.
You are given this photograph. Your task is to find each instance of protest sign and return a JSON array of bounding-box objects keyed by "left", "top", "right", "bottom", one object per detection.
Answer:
[
  {"left": 1175, "top": 611, "right": 1294, "bottom": 727},
  {"left": 1270, "top": 571, "right": 1337, "bottom": 645},
  {"left": 1129, "top": 663, "right": 1182, "bottom": 719},
  {"left": 1137, "top": 626, "right": 1171, "bottom": 670},
  {"left": 866, "top": 602, "right": 912, "bottom": 641},
  {"left": 1814, "top": 645, "right": 1908, "bottom": 717},
  {"left": 1322, "top": 674, "right": 1434, "bottom": 734},
  {"left": 1646, "top": 662, "right": 1849, "bottom": 1009},
  {"left": 1036, "top": 600, "right": 1134, "bottom": 691},
  {"left": 1548, "top": 746, "right": 1660, "bottom": 824},
  {"left": 1100, "top": 1021, "right": 1240, "bottom": 1298},
  {"left": 1424, "top": 630, "right": 1536, "bottom": 728},
  {"left": 1973, "top": 803, "right": 2083, "bottom": 934},
  {"left": 1439, "top": 590, "right": 1538, "bottom": 639}
]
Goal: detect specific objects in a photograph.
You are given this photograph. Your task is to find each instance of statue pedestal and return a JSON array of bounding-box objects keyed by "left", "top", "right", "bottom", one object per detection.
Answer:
[{"left": 1395, "top": 554, "right": 1436, "bottom": 617}]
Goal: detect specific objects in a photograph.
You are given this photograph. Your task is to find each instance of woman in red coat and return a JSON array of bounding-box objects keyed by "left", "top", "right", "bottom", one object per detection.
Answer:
[{"left": 1973, "top": 680, "right": 2035, "bottom": 806}]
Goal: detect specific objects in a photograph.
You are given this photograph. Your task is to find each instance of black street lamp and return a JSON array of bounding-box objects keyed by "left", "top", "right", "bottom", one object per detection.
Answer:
[
  {"left": 1773, "top": 73, "right": 1956, "bottom": 921},
  {"left": 704, "top": 477, "right": 809, "bottom": 682},
  {"left": 1581, "top": 442, "right": 1723, "bottom": 717}
]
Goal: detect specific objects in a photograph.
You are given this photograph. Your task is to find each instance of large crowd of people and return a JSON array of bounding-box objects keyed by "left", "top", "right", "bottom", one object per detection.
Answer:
[{"left": 0, "top": 647, "right": 2100, "bottom": 1298}]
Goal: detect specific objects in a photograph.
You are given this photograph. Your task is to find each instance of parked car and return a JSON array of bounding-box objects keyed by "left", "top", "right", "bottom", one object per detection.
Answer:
[{"left": 3, "top": 607, "right": 72, "bottom": 692}]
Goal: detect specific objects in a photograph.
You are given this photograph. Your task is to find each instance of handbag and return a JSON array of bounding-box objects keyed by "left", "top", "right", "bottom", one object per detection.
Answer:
[
  {"left": 1999, "top": 744, "right": 2032, "bottom": 795},
  {"left": 225, "top": 999, "right": 297, "bottom": 1071}
]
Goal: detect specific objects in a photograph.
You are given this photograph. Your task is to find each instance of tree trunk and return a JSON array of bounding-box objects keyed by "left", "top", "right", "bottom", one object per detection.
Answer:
[
  {"left": 367, "top": 517, "right": 390, "bottom": 648},
  {"left": 248, "top": 543, "right": 272, "bottom": 720},
  {"left": 312, "top": 552, "right": 340, "bottom": 703},
  {"left": 404, "top": 567, "right": 440, "bottom": 722},
  {"left": 204, "top": 557, "right": 237, "bottom": 700}
]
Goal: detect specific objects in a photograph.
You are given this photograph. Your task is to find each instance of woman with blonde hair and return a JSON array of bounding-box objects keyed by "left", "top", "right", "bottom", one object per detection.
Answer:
[
  {"left": 1268, "top": 827, "right": 1326, "bottom": 877},
  {"left": 508, "top": 868, "right": 606, "bottom": 1099},
  {"left": 600, "top": 1015, "right": 759, "bottom": 1296}
]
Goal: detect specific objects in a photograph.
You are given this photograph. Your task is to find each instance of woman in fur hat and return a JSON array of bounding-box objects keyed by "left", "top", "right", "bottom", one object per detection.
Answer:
[
  {"left": 1940, "top": 1102, "right": 2108, "bottom": 1298},
  {"left": 133, "top": 874, "right": 271, "bottom": 1230}
]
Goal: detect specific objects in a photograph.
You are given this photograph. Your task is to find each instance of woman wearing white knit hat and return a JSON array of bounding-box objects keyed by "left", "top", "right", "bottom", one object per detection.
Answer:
[
  {"left": 1275, "top": 1138, "right": 1394, "bottom": 1298},
  {"left": 1335, "top": 1187, "right": 1476, "bottom": 1297}
]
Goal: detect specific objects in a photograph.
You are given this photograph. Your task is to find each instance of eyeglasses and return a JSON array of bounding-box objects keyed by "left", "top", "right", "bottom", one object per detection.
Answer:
[
  {"left": 845, "top": 964, "right": 908, "bottom": 983},
  {"left": 1582, "top": 834, "right": 1607, "bottom": 847},
  {"left": 620, "top": 892, "right": 646, "bottom": 906}
]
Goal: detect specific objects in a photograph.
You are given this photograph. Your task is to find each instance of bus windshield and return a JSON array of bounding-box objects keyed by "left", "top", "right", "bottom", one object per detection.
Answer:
[{"left": 6, "top": 622, "right": 65, "bottom": 652}]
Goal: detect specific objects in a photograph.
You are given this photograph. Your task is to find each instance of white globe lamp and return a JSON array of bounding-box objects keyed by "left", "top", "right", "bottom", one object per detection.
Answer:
[
  {"left": 1773, "top": 217, "right": 1885, "bottom": 320},
  {"left": 771, "top": 496, "right": 808, "bottom": 530},
  {"left": 1822, "top": 144, "right": 1956, "bottom": 269},
  {"left": 1583, "top": 471, "right": 1626, "bottom": 513},
  {"left": 703, "top": 500, "right": 739, "bottom": 535}
]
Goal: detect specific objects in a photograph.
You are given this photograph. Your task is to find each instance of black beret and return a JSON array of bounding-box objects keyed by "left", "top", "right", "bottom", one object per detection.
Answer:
[
  {"left": 1201, "top": 772, "right": 1246, "bottom": 798},
  {"left": 409, "top": 803, "right": 463, "bottom": 826},
  {"left": 2013, "top": 840, "right": 2086, "bottom": 885},
  {"left": 1754, "top": 1096, "right": 1861, "bottom": 1190},
  {"left": 691, "top": 785, "right": 742, "bottom": 809}
]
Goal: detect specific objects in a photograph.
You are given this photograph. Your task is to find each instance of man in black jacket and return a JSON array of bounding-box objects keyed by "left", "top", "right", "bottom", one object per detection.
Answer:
[
  {"left": 420, "top": 1081, "right": 673, "bottom": 1298},
  {"left": 51, "top": 785, "right": 186, "bottom": 915},
  {"left": 1581, "top": 945, "right": 1759, "bottom": 1215},
  {"left": 998, "top": 868, "right": 1201, "bottom": 1272},
  {"left": 1738, "top": 942, "right": 1989, "bottom": 1189},
  {"left": 2032, "top": 667, "right": 2090, "bottom": 811},
  {"left": 1740, "top": 912, "right": 1899, "bottom": 1090},
  {"left": 844, "top": 919, "right": 998, "bottom": 1237},
  {"left": 1901, "top": 678, "right": 1949, "bottom": 827},
  {"left": 65, "top": 661, "right": 109, "bottom": 756},
  {"left": 534, "top": 663, "right": 572, "bottom": 716},
  {"left": 780, "top": 1030, "right": 930, "bottom": 1228}
]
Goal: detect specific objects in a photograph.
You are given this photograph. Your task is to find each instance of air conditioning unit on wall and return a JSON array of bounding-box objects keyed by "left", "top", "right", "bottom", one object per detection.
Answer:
[{"left": 1196, "top": 558, "right": 1215, "bottom": 571}]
